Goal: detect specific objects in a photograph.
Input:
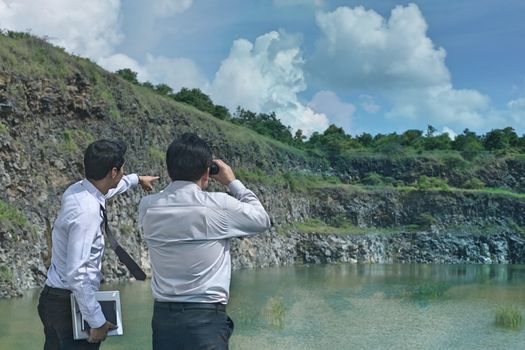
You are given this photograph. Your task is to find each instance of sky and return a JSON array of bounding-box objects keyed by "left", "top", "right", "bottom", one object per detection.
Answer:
[{"left": 1, "top": 0, "right": 524, "bottom": 137}]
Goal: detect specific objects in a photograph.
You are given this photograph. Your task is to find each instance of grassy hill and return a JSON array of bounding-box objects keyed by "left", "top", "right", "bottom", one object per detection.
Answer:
[{"left": 1, "top": 31, "right": 525, "bottom": 297}]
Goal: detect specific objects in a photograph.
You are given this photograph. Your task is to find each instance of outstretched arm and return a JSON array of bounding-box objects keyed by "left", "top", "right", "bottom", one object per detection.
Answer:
[
  {"left": 139, "top": 175, "right": 160, "bottom": 192},
  {"left": 106, "top": 174, "right": 159, "bottom": 199}
]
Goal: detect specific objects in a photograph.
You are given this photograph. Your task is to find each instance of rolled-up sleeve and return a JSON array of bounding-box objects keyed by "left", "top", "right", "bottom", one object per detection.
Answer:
[
  {"left": 64, "top": 211, "right": 106, "bottom": 328},
  {"left": 106, "top": 174, "right": 139, "bottom": 199}
]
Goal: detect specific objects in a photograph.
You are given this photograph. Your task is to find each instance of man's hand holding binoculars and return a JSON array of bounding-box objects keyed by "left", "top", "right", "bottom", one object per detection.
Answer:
[{"left": 210, "top": 159, "right": 236, "bottom": 186}]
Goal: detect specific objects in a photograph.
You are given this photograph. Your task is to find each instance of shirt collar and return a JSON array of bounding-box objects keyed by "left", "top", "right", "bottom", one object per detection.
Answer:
[
  {"left": 81, "top": 179, "right": 106, "bottom": 208},
  {"left": 166, "top": 180, "right": 202, "bottom": 192}
]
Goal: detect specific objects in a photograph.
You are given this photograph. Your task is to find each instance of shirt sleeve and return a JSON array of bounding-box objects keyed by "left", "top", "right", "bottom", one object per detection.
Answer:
[
  {"left": 106, "top": 174, "right": 139, "bottom": 199},
  {"left": 207, "top": 180, "right": 271, "bottom": 239},
  {"left": 138, "top": 196, "right": 149, "bottom": 228},
  {"left": 64, "top": 210, "right": 106, "bottom": 328}
]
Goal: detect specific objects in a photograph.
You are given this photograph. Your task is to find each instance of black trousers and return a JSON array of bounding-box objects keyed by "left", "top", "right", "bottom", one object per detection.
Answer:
[
  {"left": 152, "top": 301, "right": 234, "bottom": 350},
  {"left": 37, "top": 285, "right": 101, "bottom": 350}
]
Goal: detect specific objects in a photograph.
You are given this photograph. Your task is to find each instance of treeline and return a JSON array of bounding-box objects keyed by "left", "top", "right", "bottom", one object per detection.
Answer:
[{"left": 116, "top": 69, "right": 525, "bottom": 160}]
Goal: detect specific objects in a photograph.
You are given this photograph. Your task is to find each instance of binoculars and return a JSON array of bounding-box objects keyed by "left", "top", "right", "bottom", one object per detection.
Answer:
[{"left": 210, "top": 162, "right": 219, "bottom": 175}]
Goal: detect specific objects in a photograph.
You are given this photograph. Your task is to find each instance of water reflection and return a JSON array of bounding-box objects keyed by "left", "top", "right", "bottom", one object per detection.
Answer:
[{"left": 1, "top": 264, "right": 524, "bottom": 350}]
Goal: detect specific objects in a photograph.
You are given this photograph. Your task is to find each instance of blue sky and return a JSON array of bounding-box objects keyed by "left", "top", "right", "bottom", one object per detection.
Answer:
[{"left": 1, "top": 0, "right": 524, "bottom": 136}]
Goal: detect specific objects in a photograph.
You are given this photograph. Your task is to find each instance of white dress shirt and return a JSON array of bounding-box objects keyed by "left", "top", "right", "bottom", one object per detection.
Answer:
[
  {"left": 46, "top": 174, "right": 139, "bottom": 328},
  {"left": 139, "top": 180, "right": 270, "bottom": 304}
]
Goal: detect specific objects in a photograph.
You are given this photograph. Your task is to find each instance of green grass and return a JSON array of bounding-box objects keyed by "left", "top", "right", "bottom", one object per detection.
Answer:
[
  {"left": 0, "top": 121, "right": 8, "bottom": 135},
  {"left": 508, "top": 221, "right": 525, "bottom": 235},
  {"left": 148, "top": 146, "right": 165, "bottom": 163},
  {"left": 61, "top": 129, "right": 77, "bottom": 153},
  {"left": 236, "top": 169, "right": 341, "bottom": 192},
  {"left": 262, "top": 297, "right": 285, "bottom": 330},
  {"left": 0, "top": 200, "right": 28, "bottom": 229},
  {"left": 416, "top": 176, "right": 449, "bottom": 190},
  {"left": 413, "top": 282, "right": 449, "bottom": 299},
  {"left": 466, "top": 187, "right": 525, "bottom": 199},
  {"left": 495, "top": 306, "right": 523, "bottom": 330},
  {"left": 314, "top": 181, "right": 525, "bottom": 200},
  {"left": 278, "top": 218, "right": 400, "bottom": 235},
  {"left": 401, "top": 282, "right": 450, "bottom": 304},
  {"left": 59, "top": 129, "right": 94, "bottom": 154},
  {"left": 3, "top": 31, "right": 525, "bottom": 200},
  {"left": 0, "top": 32, "right": 74, "bottom": 79},
  {"left": 119, "top": 223, "right": 134, "bottom": 236},
  {"left": 0, "top": 265, "right": 13, "bottom": 282}
]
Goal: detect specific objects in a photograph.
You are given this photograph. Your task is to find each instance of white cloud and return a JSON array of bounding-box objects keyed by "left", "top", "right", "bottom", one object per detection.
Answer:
[
  {"left": 386, "top": 85, "right": 490, "bottom": 128},
  {"left": 441, "top": 126, "right": 457, "bottom": 139},
  {"left": 273, "top": 0, "right": 324, "bottom": 7},
  {"left": 98, "top": 53, "right": 146, "bottom": 77},
  {"left": 309, "top": 4, "right": 490, "bottom": 130},
  {"left": 508, "top": 97, "right": 525, "bottom": 111},
  {"left": 209, "top": 30, "right": 329, "bottom": 135},
  {"left": 99, "top": 53, "right": 208, "bottom": 93},
  {"left": 506, "top": 96, "right": 525, "bottom": 129},
  {"left": 152, "top": 0, "right": 193, "bottom": 17},
  {"left": 0, "top": 0, "right": 201, "bottom": 93},
  {"left": 311, "top": 4, "right": 449, "bottom": 90},
  {"left": 359, "top": 94, "right": 381, "bottom": 113},
  {"left": 141, "top": 55, "right": 208, "bottom": 92},
  {"left": 308, "top": 91, "right": 355, "bottom": 131},
  {"left": 0, "top": 0, "right": 123, "bottom": 59}
]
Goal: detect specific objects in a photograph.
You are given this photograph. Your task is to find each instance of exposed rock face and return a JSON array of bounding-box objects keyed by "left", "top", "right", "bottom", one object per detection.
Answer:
[
  {"left": 230, "top": 229, "right": 525, "bottom": 269},
  {"left": 1, "top": 73, "right": 525, "bottom": 299}
]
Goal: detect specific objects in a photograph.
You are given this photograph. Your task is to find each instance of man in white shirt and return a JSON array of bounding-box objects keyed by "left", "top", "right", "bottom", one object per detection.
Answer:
[
  {"left": 139, "top": 133, "right": 271, "bottom": 350},
  {"left": 38, "top": 139, "right": 158, "bottom": 349}
]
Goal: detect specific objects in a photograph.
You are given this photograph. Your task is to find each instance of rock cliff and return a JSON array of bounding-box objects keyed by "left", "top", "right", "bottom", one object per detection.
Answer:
[{"left": 1, "top": 34, "right": 524, "bottom": 298}]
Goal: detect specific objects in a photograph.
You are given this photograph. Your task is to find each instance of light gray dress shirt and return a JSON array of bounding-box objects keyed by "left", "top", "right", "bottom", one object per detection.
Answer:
[
  {"left": 45, "top": 174, "right": 139, "bottom": 328},
  {"left": 139, "top": 180, "right": 271, "bottom": 304}
]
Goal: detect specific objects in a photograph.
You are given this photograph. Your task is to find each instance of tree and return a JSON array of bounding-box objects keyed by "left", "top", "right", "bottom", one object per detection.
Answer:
[
  {"left": 172, "top": 88, "right": 215, "bottom": 115},
  {"left": 453, "top": 129, "right": 483, "bottom": 160},
  {"left": 155, "top": 83, "right": 173, "bottom": 96},
  {"left": 141, "top": 81, "right": 154, "bottom": 90},
  {"left": 213, "top": 105, "right": 230, "bottom": 120},
  {"left": 483, "top": 127, "right": 518, "bottom": 151},
  {"left": 421, "top": 133, "right": 451, "bottom": 150},
  {"left": 426, "top": 125, "right": 437, "bottom": 137},
  {"left": 303, "top": 124, "right": 361, "bottom": 156},
  {"left": 372, "top": 133, "right": 403, "bottom": 153},
  {"left": 293, "top": 129, "right": 306, "bottom": 145},
  {"left": 116, "top": 68, "right": 139, "bottom": 85},
  {"left": 400, "top": 129, "right": 423, "bottom": 147},
  {"left": 232, "top": 108, "right": 294, "bottom": 144}
]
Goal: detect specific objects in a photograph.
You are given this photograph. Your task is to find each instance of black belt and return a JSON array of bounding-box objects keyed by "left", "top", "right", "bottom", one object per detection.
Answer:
[
  {"left": 154, "top": 301, "right": 226, "bottom": 312},
  {"left": 42, "top": 285, "right": 72, "bottom": 297}
]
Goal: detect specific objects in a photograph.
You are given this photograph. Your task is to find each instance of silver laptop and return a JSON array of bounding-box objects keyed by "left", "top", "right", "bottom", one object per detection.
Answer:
[{"left": 70, "top": 291, "right": 124, "bottom": 340}]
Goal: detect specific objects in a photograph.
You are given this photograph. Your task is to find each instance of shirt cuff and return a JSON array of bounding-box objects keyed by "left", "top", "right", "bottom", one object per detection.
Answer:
[
  {"left": 88, "top": 309, "right": 107, "bottom": 329},
  {"left": 228, "top": 179, "right": 246, "bottom": 196},
  {"left": 127, "top": 173, "right": 140, "bottom": 187}
]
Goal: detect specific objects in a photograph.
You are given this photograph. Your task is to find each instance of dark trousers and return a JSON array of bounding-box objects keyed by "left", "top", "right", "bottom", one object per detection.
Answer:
[
  {"left": 152, "top": 301, "right": 234, "bottom": 350},
  {"left": 37, "top": 285, "right": 101, "bottom": 350}
]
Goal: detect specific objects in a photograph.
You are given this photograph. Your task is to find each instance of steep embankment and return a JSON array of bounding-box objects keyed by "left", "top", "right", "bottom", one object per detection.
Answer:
[{"left": 1, "top": 34, "right": 524, "bottom": 298}]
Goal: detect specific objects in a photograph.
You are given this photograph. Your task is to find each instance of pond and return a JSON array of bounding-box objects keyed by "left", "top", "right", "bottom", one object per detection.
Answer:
[{"left": 1, "top": 264, "right": 524, "bottom": 349}]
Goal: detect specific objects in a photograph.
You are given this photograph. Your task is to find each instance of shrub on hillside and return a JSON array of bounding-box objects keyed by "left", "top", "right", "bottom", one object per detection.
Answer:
[
  {"left": 416, "top": 176, "right": 449, "bottom": 190},
  {"left": 411, "top": 212, "right": 437, "bottom": 230},
  {"left": 361, "top": 172, "right": 395, "bottom": 186},
  {"left": 462, "top": 177, "right": 485, "bottom": 189}
]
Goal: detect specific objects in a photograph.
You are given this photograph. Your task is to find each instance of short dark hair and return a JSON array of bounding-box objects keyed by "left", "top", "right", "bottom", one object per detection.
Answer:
[
  {"left": 84, "top": 140, "right": 127, "bottom": 180},
  {"left": 166, "top": 133, "right": 212, "bottom": 181}
]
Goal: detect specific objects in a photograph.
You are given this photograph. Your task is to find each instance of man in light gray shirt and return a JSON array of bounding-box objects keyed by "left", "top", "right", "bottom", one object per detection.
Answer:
[{"left": 139, "top": 133, "right": 271, "bottom": 350}]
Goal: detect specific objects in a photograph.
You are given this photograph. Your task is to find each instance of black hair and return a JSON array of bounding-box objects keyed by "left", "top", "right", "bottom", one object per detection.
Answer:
[
  {"left": 84, "top": 139, "right": 127, "bottom": 180},
  {"left": 166, "top": 133, "right": 212, "bottom": 181}
]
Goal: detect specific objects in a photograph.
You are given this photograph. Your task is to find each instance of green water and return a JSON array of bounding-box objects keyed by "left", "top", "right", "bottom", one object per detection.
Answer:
[{"left": 1, "top": 264, "right": 525, "bottom": 349}]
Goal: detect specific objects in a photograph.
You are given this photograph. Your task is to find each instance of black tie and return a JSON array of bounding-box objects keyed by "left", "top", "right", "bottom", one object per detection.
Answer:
[{"left": 100, "top": 205, "right": 146, "bottom": 281}]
